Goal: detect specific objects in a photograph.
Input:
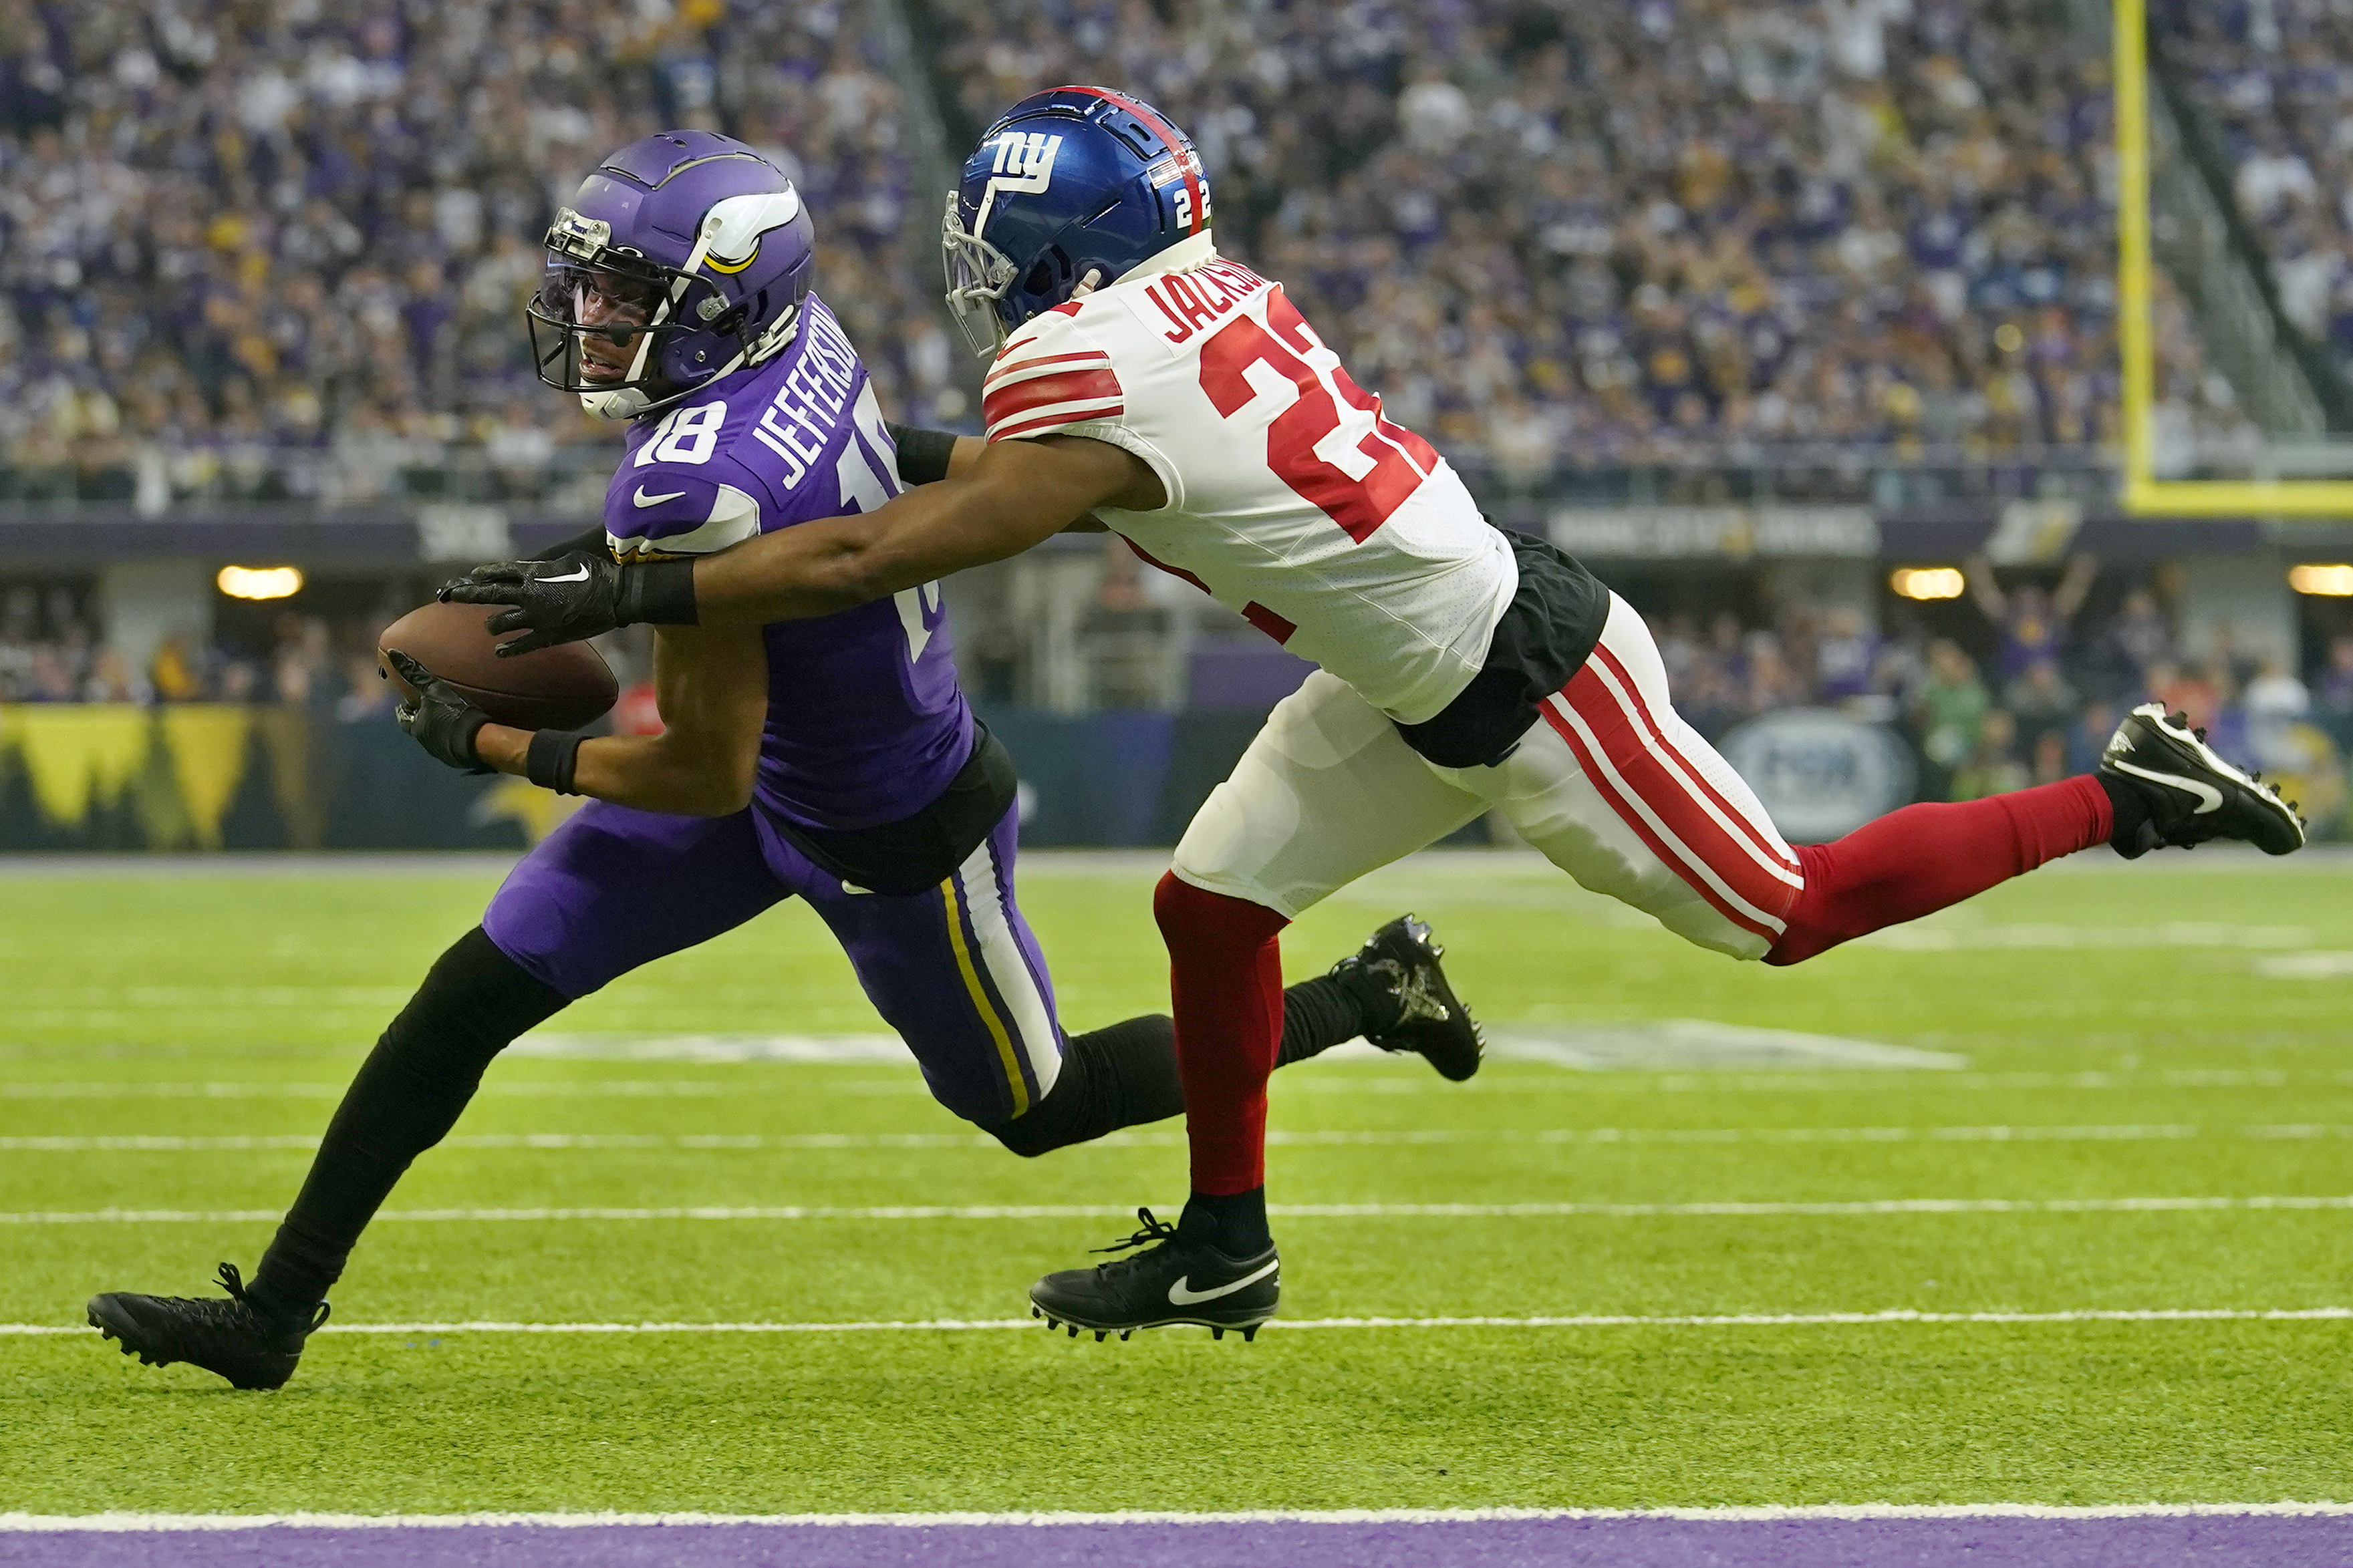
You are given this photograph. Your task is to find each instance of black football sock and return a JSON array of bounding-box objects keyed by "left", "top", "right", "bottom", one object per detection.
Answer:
[
  {"left": 250, "top": 928, "right": 567, "bottom": 1315},
  {"left": 1277, "top": 971, "right": 1389, "bottom": 1064},
  {"left": 992, "top": 977, "right": 1391, "bottom": 1156},
  {"left": 990, "top": 1014, "right": 1184, "bottom": 1156},
  {"left": 1181, "top": 1186, "right": 1272, "bottom": 1255},
  {"left": 2096, "top": 770, "right": 2155, "bottom": 855}
]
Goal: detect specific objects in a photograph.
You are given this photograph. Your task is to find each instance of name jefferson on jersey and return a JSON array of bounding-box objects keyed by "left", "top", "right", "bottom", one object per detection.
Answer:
[
  {"left": 598, "top": 296, "right": 971, "bottom": 832},
  {"left": 978, "top": 240, "right": 1516, "bottom": 726}
]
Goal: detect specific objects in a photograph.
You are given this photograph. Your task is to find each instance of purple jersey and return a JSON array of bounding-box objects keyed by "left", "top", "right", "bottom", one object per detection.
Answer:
[{"left": 601, "top": 295, "right": 971, "bottom": 831}]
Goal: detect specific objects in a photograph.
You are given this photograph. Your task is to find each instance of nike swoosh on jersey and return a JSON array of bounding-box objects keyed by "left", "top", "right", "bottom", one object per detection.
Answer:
[
  {"left": 633, "top": 486, "right": 688, "bottom": 507},
  {"left": 533, "top": 566, "right": 591, "bottom": 584},
  {"left": 1167, "top": 1256, "right": 1279, "bottom": 1305},
  {"left": 2107, "top": 758, "right": 2225, "bottom": 813}
]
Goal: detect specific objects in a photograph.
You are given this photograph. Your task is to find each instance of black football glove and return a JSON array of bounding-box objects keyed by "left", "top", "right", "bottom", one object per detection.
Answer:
[
  {"left": 386, "top": 650, "right": 493, "bottom": 774},
  {"left": 437, "top": 550, "right": 626, "bottom": 657}
]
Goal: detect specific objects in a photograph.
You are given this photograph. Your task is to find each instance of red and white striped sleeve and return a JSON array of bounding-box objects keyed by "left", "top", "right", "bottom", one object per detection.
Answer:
[{"left": 982, "top": 313, "right": 1124, "bottom": 443}]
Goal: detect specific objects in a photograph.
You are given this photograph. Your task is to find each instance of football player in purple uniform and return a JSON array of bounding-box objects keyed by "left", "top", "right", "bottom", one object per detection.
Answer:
[{"left": 83, "top": 132, "right": 1478, "bottom": 1390}]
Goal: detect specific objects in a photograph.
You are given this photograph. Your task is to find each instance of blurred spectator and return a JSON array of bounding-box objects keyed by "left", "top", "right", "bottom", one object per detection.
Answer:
[
  {"left": 2244, "top": 652, "right": 2313, "bottom": 773},
  {"left": 2003, "top": 657, "right": 2080, "bottom": 753},
  {"left": 2065, "top": 698, "right": 2116, "bottom": 776},
  {"left": 1966, "top": 553, "right": 2096, "bottom": 682},
  {"left": 2314, "top": 635, "right": 2353, "bottom": 753},
  {"left": 2028, "top": 727, "right": 2069, "bottom": 786},
  {"left": 2095, "top": 585, "right": 2178, "bottom": 694},
  {"left": 1814, "top": 605, "right": 1883, "bottom": 705},
  {"left": 1914, "top": 638, "right": 1990, "bottom": 774},
  {"left": 2146, "top": 658, "right": 2220, "bottom": 732},
  {"left": 272, "top": 616, "right": 342, "bottom": 708},
  {"left": 1949, "top": 708, "right": 2028, "bottom": 800}
]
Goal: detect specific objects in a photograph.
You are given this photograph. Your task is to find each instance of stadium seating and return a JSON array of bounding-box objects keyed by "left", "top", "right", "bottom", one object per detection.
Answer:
[
  {"left": 0, "top": 0, "right": 950, "bottom": 506},
  {"left": 0, "top": 0, "right": 2326, "bottom": 824},
  {"left": 921, "top": 0, "right": 2244, "bottom": 490},
  {"left": 2154, "top": 0, "right": 2353, "bottom": 385}
]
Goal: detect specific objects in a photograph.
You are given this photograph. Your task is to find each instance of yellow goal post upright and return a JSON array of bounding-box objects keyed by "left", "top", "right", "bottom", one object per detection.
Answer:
[{"left": 2114, "top": 0, "right": 2353, "bottom": 518}]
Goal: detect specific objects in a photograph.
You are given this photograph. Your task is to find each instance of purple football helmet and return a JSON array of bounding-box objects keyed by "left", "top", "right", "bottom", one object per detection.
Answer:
[{"left": 529, "top": 130, "right": 816, "bottom": 420}]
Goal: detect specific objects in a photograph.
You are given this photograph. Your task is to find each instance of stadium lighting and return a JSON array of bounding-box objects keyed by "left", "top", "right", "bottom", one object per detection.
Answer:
[
  {"left": 2288, "top": 564, "right": 2353, "bottom": 597},
  {"left": 1889, "top": 567, "right": 1965, "bottom": 601},
  {"left": 217, "top": 565, "right": 305, "bottom": 601}
]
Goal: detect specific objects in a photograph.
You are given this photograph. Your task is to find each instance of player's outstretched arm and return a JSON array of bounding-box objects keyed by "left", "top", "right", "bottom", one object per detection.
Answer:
[
  {"left": 891, "top": 422, "right": 1109, "bottom": 534},
  {"left": 691, "top": 434, "right": 1158, "bottom": 629},
  {"left": 442, "top": 436, "right": 1159, "bottom": 649},
  {"left": 468, "top": 626, "right": 769, "bottom": 816}
]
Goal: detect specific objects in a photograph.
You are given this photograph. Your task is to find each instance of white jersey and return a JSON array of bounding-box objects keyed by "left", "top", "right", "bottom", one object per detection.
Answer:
[{"left": 980, "top": 238, "right": 1516, "bottom": 725}]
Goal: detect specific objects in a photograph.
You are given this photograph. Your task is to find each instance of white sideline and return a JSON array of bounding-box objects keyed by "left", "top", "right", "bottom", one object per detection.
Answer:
[
  {"left": 14, "top": 1307, "right": 2352, "bottom": 1336},
  {"left": 3, "top": 1503, "right": 2350, "bottom": 1529},
  {"left": 8, "top": 1195, "right": 2352, "bottom": 1224},
  {"left": 10, "top": 1123, "right": 2353, "bottom": 1153}
]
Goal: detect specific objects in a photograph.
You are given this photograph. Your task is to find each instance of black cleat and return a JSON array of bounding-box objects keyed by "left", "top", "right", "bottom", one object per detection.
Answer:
[
  {"left": 2100, "top": 703, "right": 2306, "bottom": 858},
  {"left": 1028, "top": 1208, "right": 1278, "bottom": 1338},
  {"left": 1333, "top": 915, "right": 1483, "bottom": 1081},
  {"left": 87, "top": 1263, "right": 328, "bottom": 1391}
]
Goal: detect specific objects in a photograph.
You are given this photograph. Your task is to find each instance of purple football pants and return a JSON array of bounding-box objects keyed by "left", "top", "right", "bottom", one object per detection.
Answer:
[{"left": 482, "top": 800, "right": 1065, "bottom": 1126}]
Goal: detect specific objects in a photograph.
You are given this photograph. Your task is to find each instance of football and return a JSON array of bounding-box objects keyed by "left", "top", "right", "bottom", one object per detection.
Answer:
[{"left": 377, "top": 599, "right": 618, "bottom": 733}]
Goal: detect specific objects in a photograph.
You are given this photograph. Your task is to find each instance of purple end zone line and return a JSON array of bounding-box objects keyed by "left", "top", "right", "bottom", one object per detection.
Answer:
[{"left": 5, "top": 1516, "right": 2353, "bottom": 1568}]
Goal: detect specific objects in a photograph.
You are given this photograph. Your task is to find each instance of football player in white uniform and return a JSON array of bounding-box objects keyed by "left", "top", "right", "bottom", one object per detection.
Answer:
[{"left": 452, "top": 87, "right": 2306, "bottom": 1340}]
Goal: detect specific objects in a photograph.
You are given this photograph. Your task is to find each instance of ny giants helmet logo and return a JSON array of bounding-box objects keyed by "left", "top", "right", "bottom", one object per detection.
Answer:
[{"left": 974, "top": 132, "right": 1064, "bottom": 234}]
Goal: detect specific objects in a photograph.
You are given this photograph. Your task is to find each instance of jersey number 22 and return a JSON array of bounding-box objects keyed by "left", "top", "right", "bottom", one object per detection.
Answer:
[{"left": 1197, "top": 292, "right": 1441, "bottom": 543}]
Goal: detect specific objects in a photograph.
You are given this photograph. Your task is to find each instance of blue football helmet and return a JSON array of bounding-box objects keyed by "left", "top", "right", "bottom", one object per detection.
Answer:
[
  {"left": 942, "top": 86, "right": 1212, "bottom": 356},
  {"left": 529, "top": 130, "right": 816, "bottom": 420}
]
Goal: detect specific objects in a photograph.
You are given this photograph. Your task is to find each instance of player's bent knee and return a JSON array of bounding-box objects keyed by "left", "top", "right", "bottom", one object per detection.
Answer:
[
  {"left": 1153, "top": 871, "right": 1288, "bottom": 952},
  {"left": 391, "top": 928, "right": 571, "bottom": 1068},
  {"left": 1761, "top": 887, "right": 1846, "bottom": 967},
  {"left": 988, "top": 1106, "right": 1065, "bottom": 1158}
]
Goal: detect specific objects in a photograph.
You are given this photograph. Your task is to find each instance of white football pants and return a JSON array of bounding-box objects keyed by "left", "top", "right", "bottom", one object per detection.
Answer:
[{"left": 1170, "top": 593, "right": 1806, "bottom": 959}]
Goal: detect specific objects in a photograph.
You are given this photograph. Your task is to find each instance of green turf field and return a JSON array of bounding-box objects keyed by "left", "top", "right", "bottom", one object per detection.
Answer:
[{"left": 3, "top": 849, "right": 2350, "bottom": 1514}]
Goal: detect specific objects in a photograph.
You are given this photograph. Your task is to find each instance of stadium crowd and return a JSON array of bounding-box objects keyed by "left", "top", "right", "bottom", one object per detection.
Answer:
[
  {"left": 1647, "top": 557, "right": 2338, "bottom": 802},
  {"left": 0, "top": 0, "right": 2260, "bottom": 502},
  {"left": 0, "top": 0, "right": 956, "bottom": 506},
  {"left": 0, "top": 583, "right": 396, "bottom": 713},
  {"left": 928, "top": 0, "right": 2253, "bottom": 486},
  {"left": 2157, "top": 0, "right": 2353, "bottom": 382},
  {"left": 10, "top": 553, "right": 2340, "bottom": 820}
]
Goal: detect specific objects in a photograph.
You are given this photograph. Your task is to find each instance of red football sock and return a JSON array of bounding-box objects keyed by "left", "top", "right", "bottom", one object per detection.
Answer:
[
  {"left": 1153, "top": 871, "right": 1290, "bottom": 1193},
  {"left": 1767, "top": 775, "right": 2113, "bottom": 966}
]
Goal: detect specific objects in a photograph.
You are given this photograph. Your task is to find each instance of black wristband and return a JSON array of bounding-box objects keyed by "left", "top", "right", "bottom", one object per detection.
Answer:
[
  {"left": 615, "top": 557, "right": 699, "bottom": 627},
  {"left": 525, "top": 730, "right": 586, "bottom": 794},
  {"left": 885, "top": 420, "right": 960, "bottom": 486}
]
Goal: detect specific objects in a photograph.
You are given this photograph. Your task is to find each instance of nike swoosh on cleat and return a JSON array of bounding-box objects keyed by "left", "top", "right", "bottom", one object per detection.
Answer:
[
  {"left": 532, "top": 566, "right": 592, "bottom": 584},
  {"left": 634, "top": 486, "right": 687, "bottom": 507},
  {"left": 2108, "top": 758, "right": 2225, "bottom": 814},
  {"left": 1167, "top": 1257, "right": 1280, "bottom": 1305}
]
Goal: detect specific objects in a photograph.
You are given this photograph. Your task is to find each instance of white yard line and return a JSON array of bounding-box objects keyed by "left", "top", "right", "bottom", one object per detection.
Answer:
[
  {"left": 11, "top": 1307, "right": 2352, "bottom": 1339},
  {"left": 7, "top": 1124, "right": 2352, "bottom": 1154},
  {"left": 13, "top": 1067, "right": 2353, "bottom": 1098},
  {"left": 4, "top": 1502, "right": 2352, "bottom": 1531},
  {"left": 7, "top": 1195, "right": 2352, "bottom": 1225}
]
